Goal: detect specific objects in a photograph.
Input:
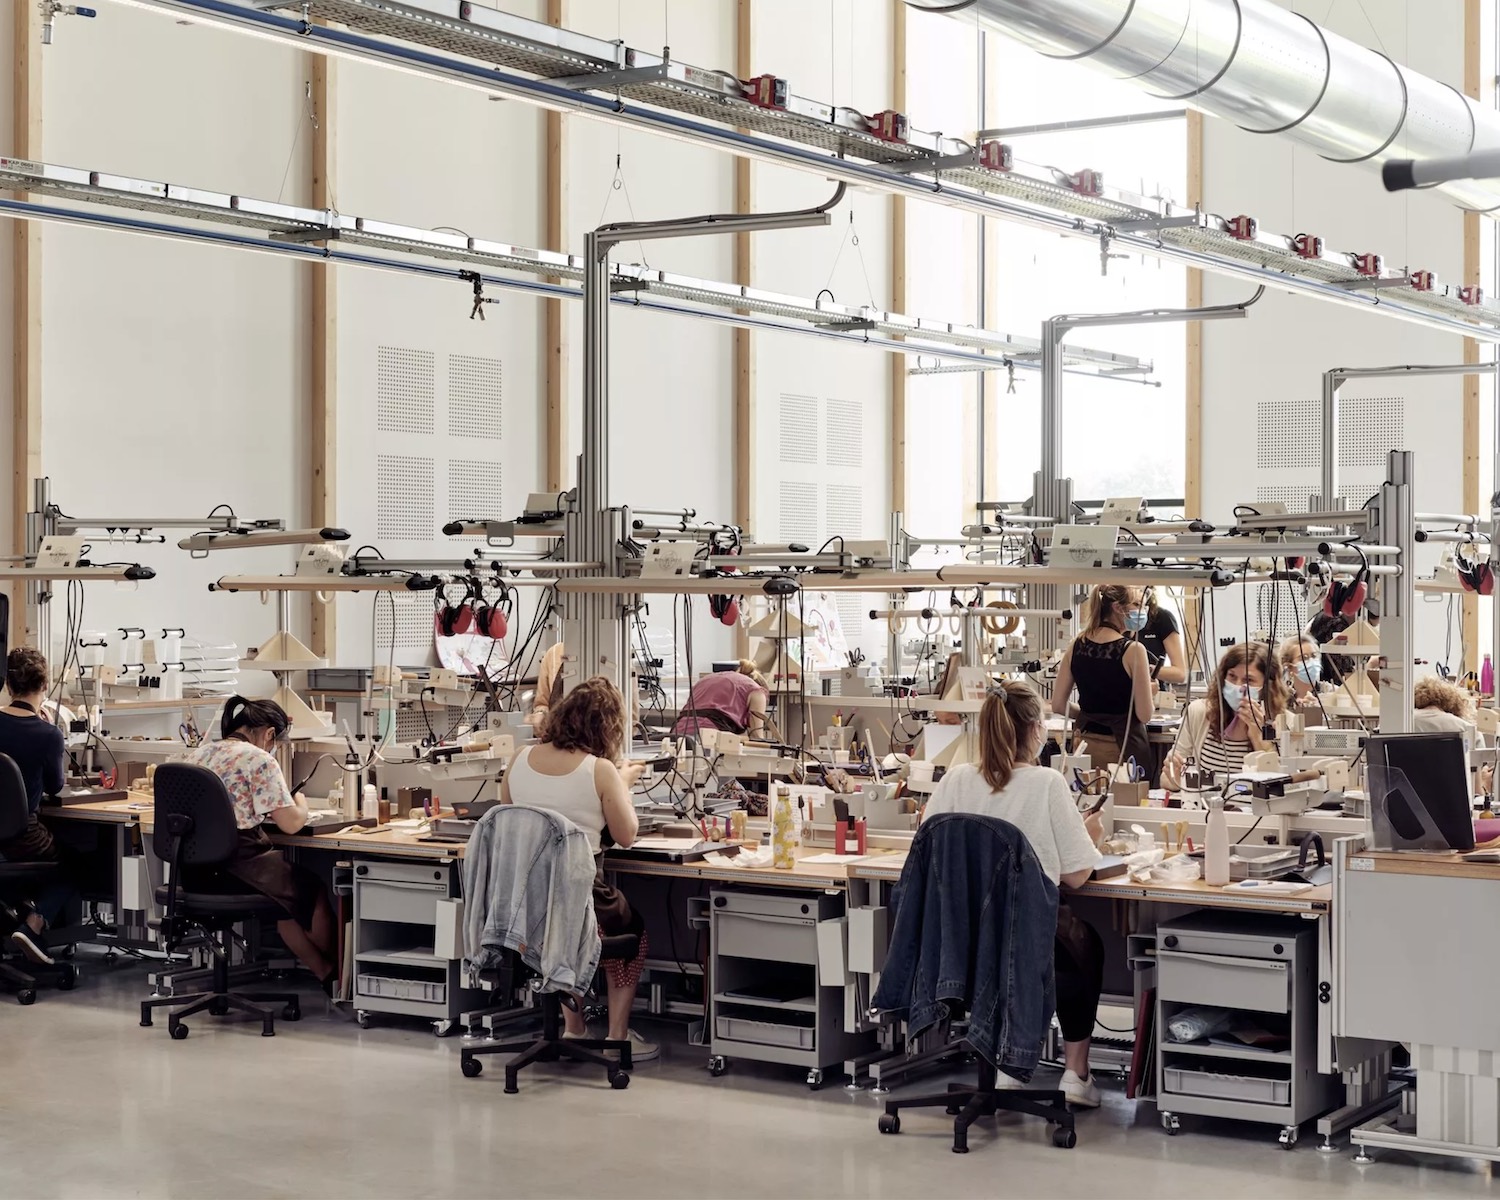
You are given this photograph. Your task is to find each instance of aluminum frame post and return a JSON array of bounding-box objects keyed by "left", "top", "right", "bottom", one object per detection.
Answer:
[
  {"left": 1374, "top": 450, "right": 1414, "bottom": 732},
  {"left": 1321, "top": 372, "right": 1341, "bottom": 512}
]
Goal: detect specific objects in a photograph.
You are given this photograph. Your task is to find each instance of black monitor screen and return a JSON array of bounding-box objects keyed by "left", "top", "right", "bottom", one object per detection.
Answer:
[{"left": 1366, "top": 732, "right": 1475, "bottom": 852}]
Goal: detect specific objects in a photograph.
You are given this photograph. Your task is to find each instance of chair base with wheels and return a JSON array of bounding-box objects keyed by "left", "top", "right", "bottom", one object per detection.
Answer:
[
  {"left": 876, "top": 1055, "right": 1077, "bottom": 1154},
  {"left": 460, "top": 933, "right": 640, "bottom": 1092},
  {"left": 139, "top": 888, "right": 302, "bottom": 1039}
]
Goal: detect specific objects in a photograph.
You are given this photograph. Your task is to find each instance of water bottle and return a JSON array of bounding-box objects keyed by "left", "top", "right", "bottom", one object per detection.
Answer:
[
  {"left": 1205, "top": 799, "right": 1230, "bottom": 887},
  {"left": 771, "top": 785, "right": 796, "bottom": 870},
  {"left": 1483, "top": 654, "right": 1494, "bottom": 698}
]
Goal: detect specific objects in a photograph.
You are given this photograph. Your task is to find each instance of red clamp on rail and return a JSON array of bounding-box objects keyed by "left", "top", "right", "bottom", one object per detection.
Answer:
[
  {"left": 1067, "top": 169, "right": 1103, "bottom": 197},
  {"left": 1408, "top": 270, "right": 1436, "bottom": 292},
  {"left": 1460, "top": 285, "right": 1484, "bottom": 306},
  {"left": 1293, "top": 233, "right": 1324, "bottom": 259},
  {"left": 866, "top": 110, "right": 910, "bottom": 143},
  {"left": 1226, "top": 214, "right": 1258, "bottom": 240},
  {"left": 743, "top": 74, "right": 788, "bottom": 110},
  {"left": 1353, "top": 252, "right": 1384, "bottom": 277},
  {"left": 978, "top": 140, "right": 1013, "bottom": 172}
]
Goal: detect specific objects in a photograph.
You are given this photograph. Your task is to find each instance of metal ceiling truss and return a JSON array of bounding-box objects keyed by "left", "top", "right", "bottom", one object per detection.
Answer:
[
  {"left": 0, "top": 155, "right": 1145, "bottom": 375},
  {"left": 94, "top": 0, "right": 1500, "bottom": 342}
]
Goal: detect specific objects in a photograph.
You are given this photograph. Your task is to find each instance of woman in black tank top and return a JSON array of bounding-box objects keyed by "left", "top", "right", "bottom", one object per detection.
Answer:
[{"left": 1052, "top": 585, "right": 1156, "bottom": 768}]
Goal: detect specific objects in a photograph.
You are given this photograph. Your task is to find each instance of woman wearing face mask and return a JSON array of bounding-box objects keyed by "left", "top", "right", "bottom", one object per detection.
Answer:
[
  {"left": 1278, "top": 635, "right": 1325, "bottom": 712},
  {"left": 922, "top": 681, "right": 1105, "bottom": 1108},
  {"left": 1125, "top": 587, "right": 1187, "bottom": 685},
  {"left": 1052, "top": 584, "right": 1156, "bottom": 770},
  {"left": 1163, "top": 643, "right": 1287, "bottom": 789}
]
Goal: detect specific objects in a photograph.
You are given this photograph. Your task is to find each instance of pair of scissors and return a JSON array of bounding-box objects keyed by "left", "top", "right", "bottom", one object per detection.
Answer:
[
  {"left": 178, "top": 722, "right": 201, "bottom": 747},
  {"left": 1124, "top": 756, "right": 1145, "bottom": 783}
]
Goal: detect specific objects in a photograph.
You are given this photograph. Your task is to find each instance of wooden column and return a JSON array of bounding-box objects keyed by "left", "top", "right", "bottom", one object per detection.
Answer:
[
  {"left": 310, "top": 54, "right": 338, "bottom": 660},
  {"left": 1183, "top": 110, "right": 1205, "bottom": 670},
  {"left": 1462, "top": 0, "right": 1481, "bottom": 670},
  {"left": 12, "top": 2, "right": 42, "bottom": 650},
  {"left": 890, "top": 1, "right": 908, "bottom": 516},
  {"left": 733, "top": 0, "right": 754, "bottom": 658},
  {"left": 545, "top": 0, "right": 569, "bottom": 493}
]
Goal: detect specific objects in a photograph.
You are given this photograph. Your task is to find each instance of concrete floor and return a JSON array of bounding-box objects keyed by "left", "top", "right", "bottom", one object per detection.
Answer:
[{"left": 3, "top": 957, "right": 1496, "bottom": 1200}]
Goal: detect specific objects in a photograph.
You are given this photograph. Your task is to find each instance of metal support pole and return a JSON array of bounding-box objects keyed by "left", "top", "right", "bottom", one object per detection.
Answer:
[
  {"left": 1039, "top": 318, "right": 1064, "bottom": 489},
  {"left": 1321, "top": 373, "right": 1341, "bottom": 512},
  {"left": 1375, "top": 451, "right": 1414, "bottom": 732}
]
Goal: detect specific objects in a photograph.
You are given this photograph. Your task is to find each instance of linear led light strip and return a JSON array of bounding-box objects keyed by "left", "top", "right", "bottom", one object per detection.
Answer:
[
  {"left": 93, "top": 0, "right": 1500, "bottom": 342},
  {"left": 0, "top": 155, "right": 1144, "bottom": 372}
]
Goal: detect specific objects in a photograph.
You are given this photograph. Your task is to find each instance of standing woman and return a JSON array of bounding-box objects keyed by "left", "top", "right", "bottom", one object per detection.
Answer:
[
  {"left": 1052, "top": 584, "right": 1156, "bottom": 770},
  {"left": 1126, "top": 587, "right": 1187, "bottom": 685},
  {"left": 1163, "top": 643, "right": 1287, "bottom": 788},
  {"left": 1278, "top": 635, "right": 1325, "bottom": 714},
  {"left": 672, "top": 660, "right": 769, "bottom": 740},
  {"left": 188, "top": 698, "right": 339, "bottom": 992}
]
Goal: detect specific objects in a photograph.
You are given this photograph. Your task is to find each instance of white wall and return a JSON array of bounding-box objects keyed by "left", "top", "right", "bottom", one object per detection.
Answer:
[{"left": 1198, "top": 0, "right": 1474, "bottom": 666}]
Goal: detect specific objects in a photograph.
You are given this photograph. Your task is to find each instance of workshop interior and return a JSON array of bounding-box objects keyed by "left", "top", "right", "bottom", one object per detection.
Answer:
[{"left": 6, "top": 0, "right": 1500, "bottom": 1195}]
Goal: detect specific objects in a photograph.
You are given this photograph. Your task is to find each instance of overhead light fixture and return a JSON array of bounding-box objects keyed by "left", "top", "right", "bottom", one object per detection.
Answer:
[
  {"left": 0, "top": 565, "right": 155, "bottom": 581},
  {"left": 211, "top": 574, "right": 440, "bottom": 594}
]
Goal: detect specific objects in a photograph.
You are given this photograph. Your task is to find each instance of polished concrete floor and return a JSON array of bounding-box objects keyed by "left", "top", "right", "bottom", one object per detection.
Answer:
[{"left": 3, "top": 955, "right": 1497, "bottom": 1200}]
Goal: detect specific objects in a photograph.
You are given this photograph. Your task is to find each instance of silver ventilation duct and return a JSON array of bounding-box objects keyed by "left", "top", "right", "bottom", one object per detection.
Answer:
[{"left": 908, "top": 0, "right": 1500, "bottom": 214}]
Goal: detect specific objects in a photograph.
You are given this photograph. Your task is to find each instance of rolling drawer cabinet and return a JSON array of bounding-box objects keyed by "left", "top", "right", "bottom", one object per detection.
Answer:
[
  {"left": 352, "top": 858, "right": 479, "bottom": 1035},
  {"left": 1155, "top": 911, "right": 1338, "bottom": 1147},
  {"left": 707, "top": 888, "right": 873, "bottom": 1087}
]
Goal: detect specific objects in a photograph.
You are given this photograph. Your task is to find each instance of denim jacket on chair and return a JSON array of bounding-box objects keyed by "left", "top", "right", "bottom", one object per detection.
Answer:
[{"left": 870, "top": 812, "right": 1058, "bottom": 1081}]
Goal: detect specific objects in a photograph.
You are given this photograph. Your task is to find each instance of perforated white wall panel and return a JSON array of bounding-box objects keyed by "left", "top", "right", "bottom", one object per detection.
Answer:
[
  {"left": 779, "top": 393, "right": 819, "bottom": 464},
  {"left": 448, "top": 353, "right": 503, "bottom": 440},
  {"left": 377, "top": 347, "right": 436, "bottom": 435},
  {"left": 376, "top": 454, "right": 436, "bottom": 541},
  {"left": 449, "top": 459, "right": 504, "bottom": 522}
]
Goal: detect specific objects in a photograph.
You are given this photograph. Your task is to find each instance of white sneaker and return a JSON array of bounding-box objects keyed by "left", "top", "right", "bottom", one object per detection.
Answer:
[
  {"left": 1060, "top": 1069, "right": 1100, "bottom": 1109},
  {"left": 621, "top": 1029, "right": 658, "bottom": 1062},
  {"left": 994, "top": 1071, "right": 1026, "bottom": 1090}
]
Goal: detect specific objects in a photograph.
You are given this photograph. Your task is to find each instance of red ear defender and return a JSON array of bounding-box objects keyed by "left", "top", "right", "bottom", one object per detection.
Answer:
[
  {"left": 1456, "top": 545, "right": 1496, "bottom": 596},
  {"left": 1338, "top": 551, "right": 1370, "bottom": 617},
  {"left": 477, "top": 603, "right": 508, "bottom": 639},
  {"left": 720, "top": 597, "right": 739, "bottom": 626}
]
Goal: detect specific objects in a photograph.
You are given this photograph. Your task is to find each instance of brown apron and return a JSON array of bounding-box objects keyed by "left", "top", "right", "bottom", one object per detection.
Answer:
[
  {"left": 185, "top": 827, "right": 321, "bottom": 932},
  {"left": 592, "top": 858, "right": 639, "bottom": 938}
]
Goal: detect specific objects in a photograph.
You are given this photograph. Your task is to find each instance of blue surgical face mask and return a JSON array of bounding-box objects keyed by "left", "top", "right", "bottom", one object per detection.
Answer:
[
  {"left": 1124, "top": 610, "right": 1148, "bottom": 633},
  {"left": 1222, "top": 682, "right": 1261, "bottom": 708},
  {"left": 1293, "top": 660, "right": 1321, "bottom": 686}
]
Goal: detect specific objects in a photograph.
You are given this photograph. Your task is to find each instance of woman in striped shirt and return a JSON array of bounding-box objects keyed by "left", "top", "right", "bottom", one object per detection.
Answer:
[{"left": 1163, "top": 643, "right": 1287, "bottom": 788}]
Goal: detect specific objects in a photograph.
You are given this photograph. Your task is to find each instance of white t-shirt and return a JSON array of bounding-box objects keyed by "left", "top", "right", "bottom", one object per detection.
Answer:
[
  {"left": 1413, "top": 706, "right": 1483, "bottom": 747},
  {"left": 922, "top": 763, "right": 1100, "bottom": 885}
]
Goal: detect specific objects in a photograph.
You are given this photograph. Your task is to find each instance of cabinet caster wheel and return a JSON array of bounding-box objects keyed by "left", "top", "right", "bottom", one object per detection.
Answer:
[
  {"left": 707, "top": 1056, "right": 727, "bottom": 1077},
  {"left": 461, "top": 1056, "right": 483, "bottom": 1078},
  {"left": 433, "top": 1020, "right": 455, "bottom": 1038},
  {"left": 356, "top": 1012, "right": 371, "bottom": 1029},
  {"left": 1279, "top": 1127, "right": 1299, "bottom": 1150},
  {"left": 806, "top": 1069, "right": 824, "bottom": 1089},
  {"left": 1053, "top": 1127, "right": 1077, "bottom": 1150},
  {"left": 57, "top": 964, "right": 78, "bottom": 991},
  {"left": 281, "top": 1005, "right": 301, "bottom": 1022},
  {"left": 17, "top": 989, "right": 36, "bottom": 1006},
  {"left": 170, "top": 1023, "right": 189, "bottom": 1040},
  {"left": 611, "top": 1071, "right": 631, "bottom": 1090},
  {"left": 878, "top": 1114, "right": 901, "bottom": 1135},
  {"left": 1161, "top": 1113, "right": 1179, "bottom": 1135}
]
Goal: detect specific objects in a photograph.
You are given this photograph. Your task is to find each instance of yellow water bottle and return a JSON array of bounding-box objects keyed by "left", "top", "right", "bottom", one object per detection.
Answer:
[{"left": 771, "top": 784, "right": 796, "bottom": 870}]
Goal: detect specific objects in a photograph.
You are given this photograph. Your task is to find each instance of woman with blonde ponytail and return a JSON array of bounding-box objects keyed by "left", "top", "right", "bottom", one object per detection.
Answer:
[
  {"left": 671, "top": 660, "right": 769, "bottom": 739},
  {"left": 922, "top": 680, "right": 1107, "bottom": 1108}
]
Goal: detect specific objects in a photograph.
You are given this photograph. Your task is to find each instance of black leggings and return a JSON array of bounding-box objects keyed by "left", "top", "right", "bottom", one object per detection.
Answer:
[{"left": 1054, "top": 909, "right": 1105, "bottom": 1044}]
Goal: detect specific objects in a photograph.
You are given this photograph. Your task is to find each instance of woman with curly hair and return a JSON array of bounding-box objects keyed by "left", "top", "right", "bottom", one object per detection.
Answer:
[{"left": 500, "top": 676, "right": 655, "bottom": 1059}]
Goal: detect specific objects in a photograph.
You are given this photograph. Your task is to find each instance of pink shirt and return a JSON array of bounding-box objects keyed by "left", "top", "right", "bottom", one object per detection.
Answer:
[{"left": 672, "top": 671, "right": 764, "bottom": 737}]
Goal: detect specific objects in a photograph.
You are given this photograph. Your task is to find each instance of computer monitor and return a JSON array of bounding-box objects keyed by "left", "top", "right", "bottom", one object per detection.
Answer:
[{"left": 1365, "top": 732, "right": 1475, "bottom": 852}]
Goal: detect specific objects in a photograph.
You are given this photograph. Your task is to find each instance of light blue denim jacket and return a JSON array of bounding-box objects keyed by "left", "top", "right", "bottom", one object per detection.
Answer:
[{"left": 463, "top": 805, "right": 600, "bottom": 992}]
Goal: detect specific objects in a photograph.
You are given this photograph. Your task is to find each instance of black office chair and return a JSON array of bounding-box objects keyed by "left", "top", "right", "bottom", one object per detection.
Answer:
[
  {"left": 0, "top": 753, "right": 82, "bottom": 1003},
  {"left": 460, "top": 934, "right": 640, "bottom": 1091},
  {"left": 139, "top": 763, "right": 302, "bottom": 1039}
]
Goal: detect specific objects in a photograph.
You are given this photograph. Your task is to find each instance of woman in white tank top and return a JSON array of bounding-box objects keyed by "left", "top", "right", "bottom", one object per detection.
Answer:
[{"left": 500, "top": 677, "right": 655, "bottom": 1059}]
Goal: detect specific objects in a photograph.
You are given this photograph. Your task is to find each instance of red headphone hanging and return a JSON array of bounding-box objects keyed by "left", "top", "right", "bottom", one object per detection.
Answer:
[
  {"left": 1323, "top": 548, "right": 1369, "bottom": 617},
  {"left": 708, "top": 593, "right": 739, "bottom": 627},
  {"left": 1456, "top": 543, "right": 1495, "bottom": 595},
  {"left": 434, "top": 582, "right": 476, "bottom": 637},
  {"left": 473, "top": 587, "right": 512, "bottom": 640}
]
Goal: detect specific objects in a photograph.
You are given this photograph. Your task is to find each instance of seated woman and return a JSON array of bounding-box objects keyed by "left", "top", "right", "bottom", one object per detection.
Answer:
[
  {"left": 1278, "top": 634, "right": 1325, "bottom": 713},
  {"left": 1416, "top": 676, "right": 1495, "bottom": 794},
  {"left": 501, "top": 676, "right": 656, "bottom": 1061},
  {"left": 922, "top": 681, "right": 1105, "bottom": 1108},
  {"left": 0, "top": 649, "right": 78, "bottom": 964},
  {"left": 1164, "top": 642, "right": 1286, "bottom": 789},
  {"left": 671, "top": 660, "right": 769, "bottom": 741},
  {"left": 188, "top": 697, "right": 338, "bottom": 993}
]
